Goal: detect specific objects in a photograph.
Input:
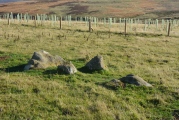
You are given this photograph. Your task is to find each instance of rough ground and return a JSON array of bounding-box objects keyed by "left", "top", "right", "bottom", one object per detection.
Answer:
[{"left": 0, "top": 19, "right": 178, "bottom": 120}]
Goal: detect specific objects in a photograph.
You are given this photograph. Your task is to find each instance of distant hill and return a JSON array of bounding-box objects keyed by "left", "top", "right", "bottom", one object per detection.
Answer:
[
  {"left": 0, "top": 0, "right": 178, "bottom": 19},
  {"left": 0, "top": 0, "right": 21, "bottom": 3}
]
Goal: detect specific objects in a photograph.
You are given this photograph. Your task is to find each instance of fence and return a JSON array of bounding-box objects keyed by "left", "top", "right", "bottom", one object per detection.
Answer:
[{"left": 1, "top": 13, "right": 179, "bottom": 36}]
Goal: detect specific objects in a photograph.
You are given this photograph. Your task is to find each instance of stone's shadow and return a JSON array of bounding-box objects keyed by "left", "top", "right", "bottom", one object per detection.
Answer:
[
  {"left": 43, "top": 69, "right": 58, "bottom": 75},
  {"left": 1, "top": 64, "right": 26, "bottom": 72},
  {"left": 173, "top": 110, "right": 179, "bottom": 120},
  {"left": 78, "top": 66, "right": 94, "bottom": 74},
  {"left": 43, "top": 69, "right": 71, "bottom": 75}
]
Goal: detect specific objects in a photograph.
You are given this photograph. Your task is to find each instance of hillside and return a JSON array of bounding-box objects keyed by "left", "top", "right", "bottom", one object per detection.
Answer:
[{"left": 0, "top": 0, "right": 179, "bottom": 18}]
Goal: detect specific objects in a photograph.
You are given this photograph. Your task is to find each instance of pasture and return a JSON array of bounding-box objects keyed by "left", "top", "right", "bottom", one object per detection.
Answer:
[{"left": 0, "top": 19, "right": 179, "bottom": 119}]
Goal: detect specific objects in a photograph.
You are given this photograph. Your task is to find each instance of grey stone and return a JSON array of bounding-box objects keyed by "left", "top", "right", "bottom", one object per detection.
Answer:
[
  {"left": 85, "top": 55, "right": 106, "bottom": 71},
  {"left": 24, "top": 50, "right": 65, "bottom": 70},
  {"left": 119, "top": 74, "right": 153, "bottom": 87},
  {"left": 57, "top": 61, "right": 77, "bottom": 74}
]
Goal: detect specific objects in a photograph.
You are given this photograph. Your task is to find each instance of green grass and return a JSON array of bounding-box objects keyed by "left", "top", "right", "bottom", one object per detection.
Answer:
[{"left": 0, "top": 21, "right": 179, "bottom": 120}]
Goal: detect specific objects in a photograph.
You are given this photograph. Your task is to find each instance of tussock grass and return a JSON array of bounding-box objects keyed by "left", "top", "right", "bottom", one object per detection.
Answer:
[{"left": 0, "top": 20, "right": 179, "bottom": 120}]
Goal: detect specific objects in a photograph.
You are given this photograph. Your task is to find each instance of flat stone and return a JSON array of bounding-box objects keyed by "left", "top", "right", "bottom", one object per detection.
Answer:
[
  {"left": 105, "top": 79, "right": 126, "bottom": 89},
  {"left": 119, "top": 74, "right": 153, "bottom": 87}
]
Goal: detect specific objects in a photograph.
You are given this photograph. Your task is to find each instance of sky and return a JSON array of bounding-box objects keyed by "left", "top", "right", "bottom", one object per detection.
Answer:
[{"left": 0, "top": 0, "right": 22, "bottom": 3}]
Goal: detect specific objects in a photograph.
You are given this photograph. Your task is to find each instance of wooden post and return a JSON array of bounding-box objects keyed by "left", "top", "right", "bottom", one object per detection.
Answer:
[
  {"left": 89, "top": 19, "right": 91, "bottom": 32},
  {"left": 41, "top": 19, "right": 43, "bottom": 26},
  {"left": 168, "top": 22, "right": 171, "bottom": 36},
  {"left": 144, "top": 20, "right": 147, "bottom": 31},
  {"left": 124, "top": 19, "right": 127, "bottom": 37},
  {"left": 8, "top": 17, "right": 10, "bottom": 25},
  {"left": 7, "top": 13, "right": 10, "bottom": 25},
  {"left": 156, "top": 19, "right": 158, "bottom": 29},
  {"left": 35, "top": 16, "right": 37, "bottom": 27},
  {"left": 60, "top": 16, "right": 62, "bottom": 29}
]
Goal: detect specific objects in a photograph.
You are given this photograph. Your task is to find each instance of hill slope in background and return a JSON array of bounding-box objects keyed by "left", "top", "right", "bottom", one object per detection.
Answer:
[{"left": 0, "top": 0, "right": 178, "bottom": 18}]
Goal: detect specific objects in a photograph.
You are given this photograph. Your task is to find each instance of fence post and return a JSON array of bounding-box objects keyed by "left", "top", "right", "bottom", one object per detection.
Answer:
[
  {"left": 113, "top": 18, "right": 116, "bottom": 24},
  {"left": 109, "top": 18, "right": 112, "bottom": 28},
  {"left": 156, "top": 19, "right": 158, "bottom": 29},
  {"left": 17, "top": 13, "right": 19, "bottom": 23},
  {"left": 130, "top": 19, "right": 133, "bottom": 31},
  {"left": 8, "top": 17, "right": 10, "bottom": 25},
  {"left": 166, "top": 20, "right": 169, "bottom": 33},
  {"left": 168, "top": 22, "right": 171, "bottom": 36},
  {"left": 124, "top": 19, "right": 127, "bottom": 37},
  {"left": 24, "top": 13, "right": 26, "bottom": 23},
  {"left": 60, "top": 16, "right": 62, "bottom": 29},
  {"left": 144, "top": 19, "right": 147, "bottom": 31},
  {"left": 7, "top": 13, "right": 10, "bottom": 25},
  {"left": 104, "top": 18, "right": 106, "bottom": 26},
  {"left": 89, "top": 19, "right": 92, "bottom": 32},
  {"left": 35, "top": 16, "right": 37, "bottom": 27},
  {"left": 51, "top": 14, "right": 53, "bottom": 26},
  {"left": 10, "top": 12, "right": 13, "bottom": 23},
  {"left": 27, "top": 13, "right": 28, "bottom": 22},
  {"left": 96, "top": 18, "right": 98, "bottom": 27}
]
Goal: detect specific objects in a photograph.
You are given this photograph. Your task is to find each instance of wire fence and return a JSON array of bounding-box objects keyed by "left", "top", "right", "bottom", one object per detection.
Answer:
[{"left": 1, "top": 13, "right": 179, "bottom": 36}]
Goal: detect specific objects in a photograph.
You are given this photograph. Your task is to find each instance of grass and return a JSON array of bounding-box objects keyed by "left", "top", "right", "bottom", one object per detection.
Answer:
[{"left": 0, "top": 20, "right": 179, "bottom": 119}]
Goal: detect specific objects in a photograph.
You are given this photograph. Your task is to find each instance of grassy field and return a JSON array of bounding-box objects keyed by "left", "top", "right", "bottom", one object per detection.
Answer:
[{"left": 0, "top": 20, "right": 179, "bottom": 120}]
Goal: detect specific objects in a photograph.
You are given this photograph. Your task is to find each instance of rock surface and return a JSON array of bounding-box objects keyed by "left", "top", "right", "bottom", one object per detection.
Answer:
[
  {"left": 119, "top": 74, "right": 153, "bottom": 87},
  {"left": 105, "top": 79, "right": 126, "bottom": 89},
  {"left": 24, "top": 50, "right": 65, "bottom": 70},
  {"left": 85, "top": 55, "right": 106, "bottom": 71},
  {"left": 57, "top": 61, "right": 77, "bottom": 74}
]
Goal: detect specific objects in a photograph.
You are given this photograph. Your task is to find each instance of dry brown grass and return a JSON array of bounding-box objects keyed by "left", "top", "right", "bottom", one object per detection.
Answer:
[{"left": 0, "top": 0, "right": 79, "bottom": 15}]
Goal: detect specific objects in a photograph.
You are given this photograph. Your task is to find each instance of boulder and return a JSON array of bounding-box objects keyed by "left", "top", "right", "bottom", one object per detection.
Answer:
[
  {"left": 57, "top": 61, "right": 77, "bottom": 74},
  {"left": 119, "top": 74, "right": 153, "bottom": 87},
  {"left": 24, "top": 50, "right": 65, "bottom": 70},
  {"left": 85, "top": 55, "right": 106, "bottom": 71}
]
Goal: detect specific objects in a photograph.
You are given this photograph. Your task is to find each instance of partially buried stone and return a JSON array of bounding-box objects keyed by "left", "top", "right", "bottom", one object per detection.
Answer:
[
  {"left": 119, "top": 74, "right": 153, "bottom": 87},
  {"left": 105, "top": 79, "right": 126, "bottom": 89}
]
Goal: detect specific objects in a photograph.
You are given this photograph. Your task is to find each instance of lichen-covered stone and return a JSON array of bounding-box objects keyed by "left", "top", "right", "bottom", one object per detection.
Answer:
[
  {"left": 57, "top": 61, "right": 77, "bottom": 74},
  {"left": 85, "top": 55, "right": 106, "bottom": 71},
  {"left": 24, "top": 50, "right": 64, "bottom": 70},
  {"left": 119, "top": 74, "right": 152, "bottom": 87}
]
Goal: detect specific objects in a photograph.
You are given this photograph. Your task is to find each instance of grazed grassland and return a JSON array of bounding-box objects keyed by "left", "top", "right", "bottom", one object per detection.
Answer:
[{"left": 0, "top": 20, "right": 179, "bottom": 120}]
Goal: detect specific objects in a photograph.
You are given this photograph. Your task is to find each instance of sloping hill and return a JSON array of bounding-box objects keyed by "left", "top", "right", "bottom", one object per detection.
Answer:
[{"left": 0, "top": 0, "right": 178, "bottom": 18}]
